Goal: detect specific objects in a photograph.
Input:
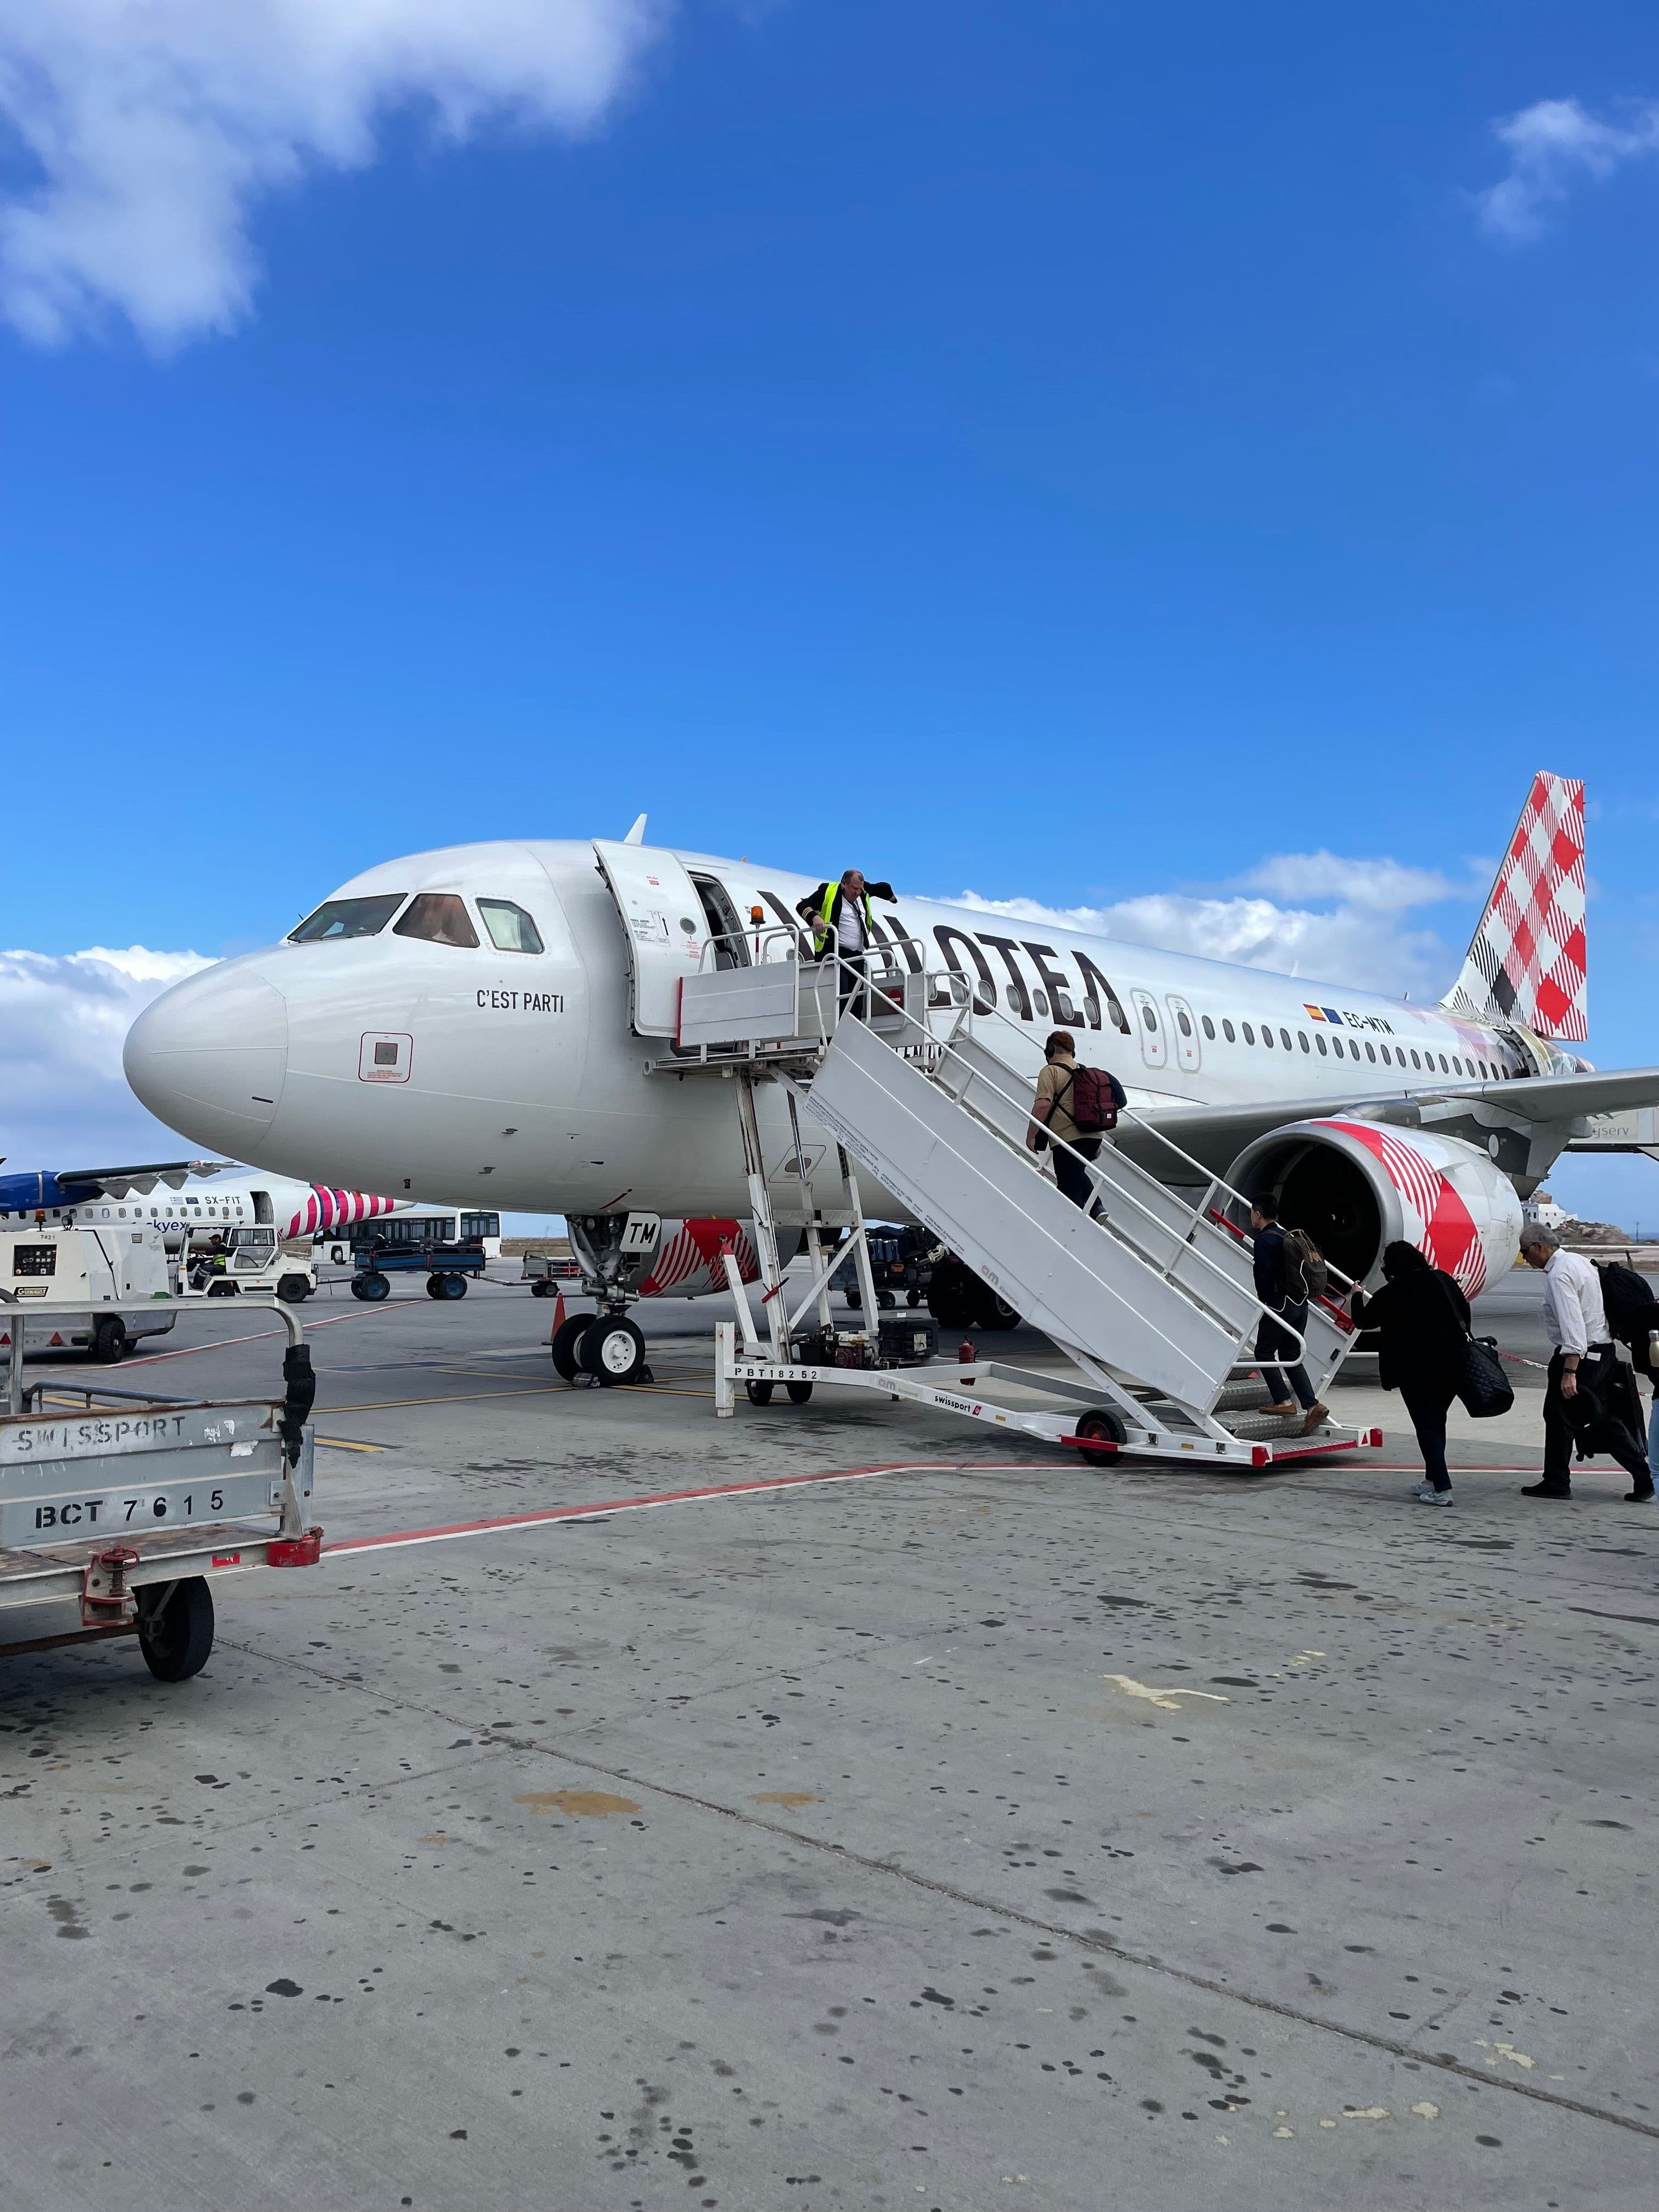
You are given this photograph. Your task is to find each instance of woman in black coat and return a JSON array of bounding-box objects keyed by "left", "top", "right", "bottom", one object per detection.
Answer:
[{"left": 1350, "top": 1242, "right": 1470, "bottom": 1506}]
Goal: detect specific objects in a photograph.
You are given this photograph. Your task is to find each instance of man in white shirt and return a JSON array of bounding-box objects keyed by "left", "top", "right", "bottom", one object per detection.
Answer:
[{"left": 1519, "top": 1230, "right": 1653, "bottom": 1502}]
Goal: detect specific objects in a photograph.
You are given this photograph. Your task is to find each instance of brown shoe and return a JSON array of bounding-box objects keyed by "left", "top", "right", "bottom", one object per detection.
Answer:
[
  {"left": 1260, "top": 1401, "right": 1297, "bottom": 1417},
  {"left": 1300, "top": 1403, "right": 1329, "bottom": 1435}
]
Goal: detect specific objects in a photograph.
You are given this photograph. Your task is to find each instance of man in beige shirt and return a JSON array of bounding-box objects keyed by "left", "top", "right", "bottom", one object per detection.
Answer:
[{"left": 1026, "top": 1030, "right": 1100, "bottom": 1209}]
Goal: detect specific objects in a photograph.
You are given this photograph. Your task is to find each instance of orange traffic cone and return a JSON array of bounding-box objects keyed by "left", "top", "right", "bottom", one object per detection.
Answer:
[{"left": 550, "top": 1289, "right": 566, "bottom": 1340}]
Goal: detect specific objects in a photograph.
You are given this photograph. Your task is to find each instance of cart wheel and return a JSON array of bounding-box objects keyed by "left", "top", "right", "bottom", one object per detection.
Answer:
[
  {"left": 90, "top": 1316, "right": 128, "bottom": 1364},
  {"left": 440, "top": 1274, "right": 468, "bottom": 1300},
  {"left": 786, "top": 1380, "right": 814, "bottom": 1405},
  {"left": 349, "top": 1276, "right": 369, "bottom": 1300},
  {"left": 531, "top": 1280, "right": 553, "bottom": 1297},
  {"left": 206, "top": 1280, "right": 238, "bottom": 1297},
  {"left": 746, "top": 1379, "right": 775, "bottom": 1406},
  {"left": 550, "top": 1313, "right": 591, "bottom": 1379},
  {"left": 137, "top": 1578, "right": 215, "bottom": 1682},
  {"left": 360, "top": 1273, "right": 390, "bottom": 1302},
  {"left": 844, "top": 1288, "right": 861, "bottom": 1311},
  {"left": 975, "top": 1288, "right": 1020, "bottom": 1331},
  {"left": 426, "top": 1275, "right": 445, "bottom": 1298},
  {"left": 581, "top": 1315, "right": 647, "bottom": 1386},
  {"left": 877, "top": 1290, "right": 897, "bottom": 1310},
  {"left": 906, "top": 1290, "right": 922, "bottom": 1307},
  {"left": 276, "top": 1274, "right": 311, "bottom": 1304},
  {"left": 1074, "top": 1408, "right": 1127, "bottom": 1465}
]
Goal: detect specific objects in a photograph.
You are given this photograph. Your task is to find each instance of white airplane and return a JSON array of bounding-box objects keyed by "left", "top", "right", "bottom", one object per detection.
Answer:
[
  {"left": 123, "top": 772, "right": 1656, "bottom": 1371},
  {"left": 0, "top": 1159, "right": 400, "bottom": 1243}
]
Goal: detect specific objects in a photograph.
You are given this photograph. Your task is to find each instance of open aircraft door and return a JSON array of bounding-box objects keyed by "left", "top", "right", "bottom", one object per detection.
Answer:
[{"left": 593, "top": 841, "right": 708, "bottom": 1036}]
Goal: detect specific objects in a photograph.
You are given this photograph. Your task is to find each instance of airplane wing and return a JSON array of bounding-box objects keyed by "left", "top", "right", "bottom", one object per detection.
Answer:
[
  {"left": 1120, "top": 1069, "right": 1659, "bottom": 1183},
  {"left": 53, "top": 1160, "right": 235, "bottom": 1198}
]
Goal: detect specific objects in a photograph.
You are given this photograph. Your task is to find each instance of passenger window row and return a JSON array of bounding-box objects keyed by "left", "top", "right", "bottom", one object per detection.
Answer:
[
  {"left": 290, "top": 891, "right": 544, "bottom": 953},
  {"left": 1189, "top": 1008, "right": 1505, "bottom": 1080}
]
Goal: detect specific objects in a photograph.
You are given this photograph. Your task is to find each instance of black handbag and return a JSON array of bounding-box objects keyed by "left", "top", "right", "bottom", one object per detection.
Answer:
[{"left": 1457, "top": 1334, "right": 1514, "bottom": 1419}]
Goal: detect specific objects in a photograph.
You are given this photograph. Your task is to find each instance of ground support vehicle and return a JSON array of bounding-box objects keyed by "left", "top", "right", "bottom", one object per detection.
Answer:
[
  {"left": 0, "top": 1291, "right": 320, "bottom": 1680},
  {"left": 522, "top": 1251, "right": 580, "bottom": 1296},
  {"left": 0, "top": 1221, "right": 178, "bottom": 1363},
  {"left": 834, "top": 1223, "right": 941, "bottom": 1313},
  {"left": 350, "top": 1236, "right": 487, "bottom": 1302},
  {"left": 664, "top": 936, "right": 1381, "bottom": 1473},
  {"left": 182, "top": 1224, "right": 313, "bottom": 1304}
]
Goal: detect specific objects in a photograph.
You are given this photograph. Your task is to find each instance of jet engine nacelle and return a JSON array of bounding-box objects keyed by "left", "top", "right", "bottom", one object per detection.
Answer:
[{"left": 1227, "top": 1117, "right": 1524, "bottom": 1297}]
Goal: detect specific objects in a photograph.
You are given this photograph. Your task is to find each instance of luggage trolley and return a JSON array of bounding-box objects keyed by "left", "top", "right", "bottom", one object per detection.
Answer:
[{"left": 1, "top": 1252, "right": 321, "bottom": 1680}]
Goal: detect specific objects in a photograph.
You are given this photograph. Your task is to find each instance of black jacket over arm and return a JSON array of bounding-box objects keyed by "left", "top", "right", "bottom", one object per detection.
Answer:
[{"left": 1351, "top": 1271, "right": 1470, "bottom": 1393}]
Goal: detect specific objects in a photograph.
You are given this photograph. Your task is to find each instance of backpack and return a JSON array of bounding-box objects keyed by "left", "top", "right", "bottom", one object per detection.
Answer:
[
  {"left": 1597, "top": 1261, "right": 1658, "bottom": 1361},
  {"left": 1064, "top": 1065, "right": 1126, "bottom": 1135},
  {"left": 1281, "top": 1226, "right": 1329, "bottom": 1302}
]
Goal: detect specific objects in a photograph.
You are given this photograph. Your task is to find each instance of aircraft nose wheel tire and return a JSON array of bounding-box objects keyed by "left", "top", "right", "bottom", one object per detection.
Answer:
[
  {"left": 1074, "top": 1408, "right": 1127, "bottom": 1465},
  {"left": 550, "top": 1313, "right": 592, "bottom": 1380},
  {"left": 580, "top": 1315, "right": 647, "bottom": 1386},
  {"left": 746, "top": 1379, "right": 775, "bottom": 1406},
  {"left": 137, "top": 1577, "right": 215, "bottom": 1681}
]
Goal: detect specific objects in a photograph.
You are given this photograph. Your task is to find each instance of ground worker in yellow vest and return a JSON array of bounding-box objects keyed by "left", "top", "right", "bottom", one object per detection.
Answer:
[{"left": 795, "top": 870, "right": 898, "bottom": 1013}]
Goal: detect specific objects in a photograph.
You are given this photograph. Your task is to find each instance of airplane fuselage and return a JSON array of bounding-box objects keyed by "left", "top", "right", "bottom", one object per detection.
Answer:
[{"left": 124, "top": 838, "right": 1566, "bottom": 1220}]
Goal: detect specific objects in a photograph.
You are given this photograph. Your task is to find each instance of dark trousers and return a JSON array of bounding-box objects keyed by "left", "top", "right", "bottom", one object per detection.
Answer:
[
  {"left": 1400, "top": 1379, "right": 1455, "bottom": 1489},
  {"left": 1542, "top": 1348, "right": 1652, "bottom": 1485},
  {"left": 1257, "top": 1302, "right": 1316, "bottom": 1409},
  {"left": 836, "top": 953, "right": 865, "bottom": 1018},
  {"left": 1053, "top": 1137, "right": 1101, "bottom": 1210}
]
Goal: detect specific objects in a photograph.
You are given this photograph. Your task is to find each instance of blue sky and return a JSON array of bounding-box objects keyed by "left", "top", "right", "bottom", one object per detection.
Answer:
[{"left": 2, "top": 1, "right": 1656, "bottom": 1222}]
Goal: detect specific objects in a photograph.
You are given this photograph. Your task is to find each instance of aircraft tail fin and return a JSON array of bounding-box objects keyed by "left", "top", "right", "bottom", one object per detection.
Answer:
[{"left": 1441, "top": 771, "right": 1587, "bottom": 1041}]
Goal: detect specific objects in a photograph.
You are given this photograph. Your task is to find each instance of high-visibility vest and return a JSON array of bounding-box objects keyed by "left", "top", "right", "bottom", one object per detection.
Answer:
[{"left": 814, "top": 881, "right": 874, "bottom": 954}]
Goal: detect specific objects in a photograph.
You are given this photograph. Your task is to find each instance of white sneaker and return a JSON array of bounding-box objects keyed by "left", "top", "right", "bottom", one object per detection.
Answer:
[{"left": 1412, "top": 1482, "right": 1453, "bottom": 1506}]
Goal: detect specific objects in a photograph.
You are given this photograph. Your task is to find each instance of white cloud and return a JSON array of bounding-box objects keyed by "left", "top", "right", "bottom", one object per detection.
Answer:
[
  {"left": 0, "top": 0, "right": 672, "bottom": 347},
  {"left": 0, "top": 945, "right": 213, "bottom": 1163},
  {"left": 949, "top": 847, "right": 1471, "bottom": 999},
  {"left": 1475, "top": 95, "right": 1659, "bottom": 244}
]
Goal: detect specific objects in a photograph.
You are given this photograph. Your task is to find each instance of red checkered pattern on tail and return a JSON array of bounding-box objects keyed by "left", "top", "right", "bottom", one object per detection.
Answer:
[{"left": 1443, "top": 772, "right": 1586, "bottom": 1042}]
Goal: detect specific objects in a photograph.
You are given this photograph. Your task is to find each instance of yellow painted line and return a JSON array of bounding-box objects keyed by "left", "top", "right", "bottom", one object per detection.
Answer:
[{"left": 317, "top": 1436, "right": 388, "bottom": 1453}]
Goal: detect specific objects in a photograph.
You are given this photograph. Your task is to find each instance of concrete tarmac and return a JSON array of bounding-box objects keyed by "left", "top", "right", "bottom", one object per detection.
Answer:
[{"left": 2, "top": 1268, "right": 1655, "bottom": 2210}]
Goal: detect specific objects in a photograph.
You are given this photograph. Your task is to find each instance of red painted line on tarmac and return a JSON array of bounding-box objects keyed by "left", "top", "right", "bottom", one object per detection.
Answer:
[
  {"left": 74, "top": 1305, "right": 393, "bottom": 1370},
  {"left": 326, "top": 1461, "right": 985, "bottom": 1556}
]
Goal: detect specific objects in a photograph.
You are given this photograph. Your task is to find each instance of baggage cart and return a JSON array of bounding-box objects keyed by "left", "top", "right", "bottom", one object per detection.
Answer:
[{"left": 0, "top": 1274, "right": 321, "bottom": 1680}]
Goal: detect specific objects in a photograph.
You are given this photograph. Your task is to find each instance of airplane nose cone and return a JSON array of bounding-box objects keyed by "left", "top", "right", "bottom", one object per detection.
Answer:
[{"left": 125, "top": 961, "right": 289, "bottom": 1153}]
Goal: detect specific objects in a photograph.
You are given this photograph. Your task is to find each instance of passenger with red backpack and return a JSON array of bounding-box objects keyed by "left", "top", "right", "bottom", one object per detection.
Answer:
[{"left": 1025, "top": 1030, "right": 1126, "bottom": 1211}]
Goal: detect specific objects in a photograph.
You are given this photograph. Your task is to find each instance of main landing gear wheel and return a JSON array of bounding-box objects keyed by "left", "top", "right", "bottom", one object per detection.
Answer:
[
  {"left": 353, "top": 1273, "right": 391, "bottom": 1302},
  {"left": 580, "top": 1314, "right": 647, "bottom": 1386},
  {"left": 1073, "top": 1408, "right": 1127, "bottom": 1465},
  {"left": 786, "top": 1380, "right": 814, "bottom": 1404},
  {"left": 550, "top": 1313, "right": 591, "bottom": 1380},
  {"left": 137, "top": 1577, "right": 215, "bottom": 1682},
  {"left": 746, "top": 1379, "right": 775, "bottom": 1406},
  {"left": 975, "top": 1288, "right": 1020, "bottom": 1331}
]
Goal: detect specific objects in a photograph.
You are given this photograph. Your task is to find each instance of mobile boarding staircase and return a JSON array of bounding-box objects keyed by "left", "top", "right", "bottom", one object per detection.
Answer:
[{"left": 658, "top": 937, "right": 1378, "bottom": 1472}]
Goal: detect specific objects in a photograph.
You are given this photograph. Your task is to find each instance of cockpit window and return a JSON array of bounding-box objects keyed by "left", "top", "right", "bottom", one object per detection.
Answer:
[
  {"left": 477, "top": 899, "right": 545, "bottom": 955},
  {"left": 289, "top": 893, "right": 406, "bottom": 943},
  {"left": 394, "top": 893, "right": 479, "bottom": 950}
]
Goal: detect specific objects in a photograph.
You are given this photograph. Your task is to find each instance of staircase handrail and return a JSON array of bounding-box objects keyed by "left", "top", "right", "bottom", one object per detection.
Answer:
[{"left": 802, "top": 940, "right": 1321, "bottom": 1366}]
